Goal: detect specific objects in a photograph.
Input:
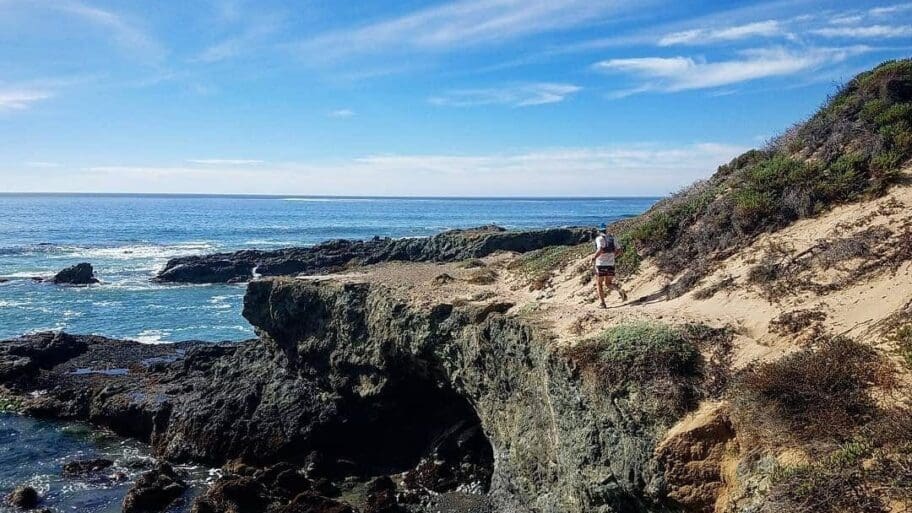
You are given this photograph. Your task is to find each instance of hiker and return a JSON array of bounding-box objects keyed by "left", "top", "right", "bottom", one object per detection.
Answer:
[{"left": 592, "top": 224, "right": 627, "bottom": 308}]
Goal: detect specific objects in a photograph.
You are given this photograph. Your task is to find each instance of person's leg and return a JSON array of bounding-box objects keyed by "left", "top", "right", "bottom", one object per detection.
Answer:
[
  {"left": 606, "top": 270, "right": 628, "bottom": 302},
  {"left": 595, "top": 272, "right": 607, "bottom": 307}
]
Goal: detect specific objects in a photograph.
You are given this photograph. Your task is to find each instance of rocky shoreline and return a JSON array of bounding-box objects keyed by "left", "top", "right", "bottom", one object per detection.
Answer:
[
  {"left": 0, "top": 275, "right": 706, "bottom": 513},
  {"left": 154, "top": 225, "right": 594, "bottom": 284}
]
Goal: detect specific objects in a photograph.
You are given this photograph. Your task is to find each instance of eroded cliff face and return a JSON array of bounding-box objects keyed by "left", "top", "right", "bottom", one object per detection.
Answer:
[
  {"left": 242, "top": 278, "right": 679, "bottom": 513},
  {"left": 0, "top": 278, "right": 697, "bottom": 512}
]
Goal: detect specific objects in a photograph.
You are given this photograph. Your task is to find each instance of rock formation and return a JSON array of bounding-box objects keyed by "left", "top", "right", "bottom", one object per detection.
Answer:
[
  {"left": 0, "top": 276, "right": 696, "bottom": 512},
  {"left": 51, "top": 262, "right": 100, "bottom": 285},
  {"left": 154, "top": 226, "right": 594, "bottom": 284}
]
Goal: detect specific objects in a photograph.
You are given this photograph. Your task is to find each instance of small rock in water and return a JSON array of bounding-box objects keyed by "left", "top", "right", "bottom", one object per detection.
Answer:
[
  {"left": 5, "top": 485, "right": 40, "bottom": 509},
  {"left": 51, "top": 262, "right": 99, "bottom": 285},
  {"left": 62, "top": 457, "right": 114, "bottom": 476},
  {"left": 122, "top": 463, "right": 187, "bottom": 513}
]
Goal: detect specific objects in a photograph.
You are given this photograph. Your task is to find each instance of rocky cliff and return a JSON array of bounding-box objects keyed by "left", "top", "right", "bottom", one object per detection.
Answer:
[
  {"left": 154, "top": 225, "right": 595, "bottom": 283},
  {"left": 0, "top": 277, "right": 710, "bottom": 512}
]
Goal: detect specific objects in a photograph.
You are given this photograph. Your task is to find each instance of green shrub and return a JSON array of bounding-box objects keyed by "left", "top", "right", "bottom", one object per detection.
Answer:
[{"left": 565, "top": 322, "right": 703, "bottom": 423}]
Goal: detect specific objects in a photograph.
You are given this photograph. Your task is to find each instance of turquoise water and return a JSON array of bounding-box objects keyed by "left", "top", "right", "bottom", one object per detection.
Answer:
[
  {"left": 0, "top": 413, "right": 209, "bottom": 513},
  {"left": 0, "top": 194, "right": 657, "bottom": 342}
]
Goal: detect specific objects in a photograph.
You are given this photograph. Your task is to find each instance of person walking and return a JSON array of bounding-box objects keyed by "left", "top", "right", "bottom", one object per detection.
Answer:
[{"left": 592, "top": 224, "right": 627, "bottom": 308}]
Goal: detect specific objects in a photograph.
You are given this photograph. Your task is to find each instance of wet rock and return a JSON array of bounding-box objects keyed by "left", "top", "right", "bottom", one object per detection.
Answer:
[
  {"left": 62, "top": 457, "right": 114, "bottom": 476},
  {"left": 155, "top": 226, "right": 595, "bottom": 284},
  {"left": 122, "top": 463, "right": 187, "bottom": 513},
  {"left": 5, "top": 485, "right": 39, "bottom": 509},
  {"left": 51, "top": 262, "right": 99, "bottom": 285},
  {"left": 191, "top": 463, "right": 353, "bottom": 513},
  {"left": 0, "top": 331, "right": 88, "bottom": 383}
]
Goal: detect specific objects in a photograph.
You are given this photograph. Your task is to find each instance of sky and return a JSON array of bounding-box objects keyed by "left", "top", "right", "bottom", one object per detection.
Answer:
[{"left": 1, "top": 0, "right": 910, "bottom": 196}]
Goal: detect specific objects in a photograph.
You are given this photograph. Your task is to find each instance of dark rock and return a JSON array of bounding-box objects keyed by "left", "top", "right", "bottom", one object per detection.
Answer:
[
  {"left": 364, "top": 476, "right": 400, "bottom": 513},
  {"left": 0, "top": 278, "right": 9, "bottom": 283},
  {"left": 122, "top": 463, "right": 187, "bottom": 513},
  {"left": 155, "top": 226, "right": 595, "bottom": 284},
  {"left": 51, "top": 262, "right": 99, "bottom": 285},
  {"left": 62, "top": 457, "right": 114, "bottom": 476},
  {"left": 5, "top": 485, "right": 39, "bottom": 509}
]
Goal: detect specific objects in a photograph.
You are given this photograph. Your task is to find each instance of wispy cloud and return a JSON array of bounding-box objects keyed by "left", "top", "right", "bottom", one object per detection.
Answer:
[
  {"left": 24, "top": 161, "right": 61, "bottom": 168},
  {"left": 291, "top": 0, "right": 644, "bottom": 62},
  {"left": 812, "top": 25, "right": 912, "bottom": 38},
  {"left": 430, "top": 83, "right": 581, "bottom": 107},
  {"left": 594, "top": 46, "right": 869, "bottom": 94},
  {"left": 187, "top": 159, "right": 263, "bottom": 165},
  {"left": 49, "top": 0, "right": 165, "bottom": 61},
  {"left": 658, "top": 20, "right": 782, "bottom": 46},
  {"left": 193, "top": 15, "right": 282, "bottom": 63},
  {"left": 328, "top": 109, "right": 355, "bottom": 118},
  {"left": 869, "top": 3, "right": 912, "bottom": 16},
  {"left": 0, "top": 90, "right": 53, "bottom": 110}
]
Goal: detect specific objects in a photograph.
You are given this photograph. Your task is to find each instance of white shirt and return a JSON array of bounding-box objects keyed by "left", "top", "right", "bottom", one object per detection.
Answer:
[{"left": 595, "top": 235, "right": 619, "bottom": 266}]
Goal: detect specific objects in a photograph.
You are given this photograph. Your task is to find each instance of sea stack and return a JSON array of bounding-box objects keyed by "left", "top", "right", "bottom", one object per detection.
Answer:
[{"left": 52, "top": 263, "right": 100, "bottom": 285}]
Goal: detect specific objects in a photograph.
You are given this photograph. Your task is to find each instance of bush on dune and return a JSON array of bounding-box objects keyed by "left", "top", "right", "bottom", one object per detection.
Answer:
[
  {"left": 614, "top": 59, "right": 912, "bottom": 292},
  {"left": 565, "top": 322, "right": 733, "bottom": 425}
]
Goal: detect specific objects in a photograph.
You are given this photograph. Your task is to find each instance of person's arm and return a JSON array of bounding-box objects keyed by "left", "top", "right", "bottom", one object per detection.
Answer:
[{"left": 592, "top": 239, "right": 605, "bottom": 262}]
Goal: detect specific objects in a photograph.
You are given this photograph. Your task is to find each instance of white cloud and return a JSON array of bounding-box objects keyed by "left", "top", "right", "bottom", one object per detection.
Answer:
[
  {"left": 24, "top": 161, "right": 61, "bottom": 168},
  {"left": 429, "top": 83, "right": 581, "bottom": 107},
  {"left": 291, "top": 0, "right": 642, "bottom": 62},
  {"left": 811, "top": 25, "right": 912, "bottom": 38},
  {"left": 14, "top": 143, "right": 747, "bottom": 196},
  {"left": 869, "top": 3, "right": 912, "bottom": 16},
  {"left": 187, "top": 159, "right": 263, "bottom": 165},
  {"left": 0, "top": 90, "right": 53, "bottom": 110},
  {"left": 328, "top": 109, "right": 355, "bottom": 118},
  {"left": 658, "top": 20, "right": 782, "bottom": 46},
  {"left": 594, "top": 46, "right": 870, "bottom": 93}
]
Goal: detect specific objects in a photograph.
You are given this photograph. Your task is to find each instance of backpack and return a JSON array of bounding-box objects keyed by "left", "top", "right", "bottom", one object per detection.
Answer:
[{"left": 598, "top": 235, "right": 615, "bottom": 253}]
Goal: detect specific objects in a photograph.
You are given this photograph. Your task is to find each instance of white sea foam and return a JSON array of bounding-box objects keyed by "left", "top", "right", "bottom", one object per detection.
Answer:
[
  {"left": 135, "top": 329, "right": 172, "bottom": 344},
  {"left": 55, "top": 242, "right": 217, "bottom": 261}
]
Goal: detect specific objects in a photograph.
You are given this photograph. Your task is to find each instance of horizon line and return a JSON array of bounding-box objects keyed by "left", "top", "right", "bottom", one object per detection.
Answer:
[{"left": 0, "top": 192, "right": 666, "bottom": 200}]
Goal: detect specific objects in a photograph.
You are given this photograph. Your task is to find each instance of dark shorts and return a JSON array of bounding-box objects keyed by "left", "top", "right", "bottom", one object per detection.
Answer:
[{"left": 595, "top": 265, "right": 615, "bottom": 277}]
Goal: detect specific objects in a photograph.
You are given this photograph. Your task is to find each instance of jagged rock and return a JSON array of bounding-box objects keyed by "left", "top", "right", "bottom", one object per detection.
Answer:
[
  {"left": 364, "top": 476, "right": 401, "bottom": 513},
  {"left": 62, "top": 457, "right": 114, "bottom": 476},
  {"left": 191, "top": 463, "right": 352, "bottom": 513},
  {"left": 5, "top": 485, "right": 39, "bottom": 509},
  {"left": 51, "top": 262, "right": 99, "bottom": 285},
  {"left": 122, "top": 463, "right": 187, "bottom": 513},
  {"left": 155, "top": 226, "right": 595, "bottom": 284},
  {"left": 0, "top": 278, "right": 692, "bottom": 513}
]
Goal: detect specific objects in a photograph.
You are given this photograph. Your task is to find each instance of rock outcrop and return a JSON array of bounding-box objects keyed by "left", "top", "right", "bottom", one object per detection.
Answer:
[
  {"left": 52, "top": 262, "right": 99, "bottom": 285},
  {"left": 122, "top": 463, "right": 188, "bottom": 513},
  {"left": 154, "top": 226, "right": 595, "bottom": 284},
  {"left": 5, "top": 485, "right": 40, "bottom": 510},
  {"left": 0, "top": 276, "right": 698, "bottom": 512}
]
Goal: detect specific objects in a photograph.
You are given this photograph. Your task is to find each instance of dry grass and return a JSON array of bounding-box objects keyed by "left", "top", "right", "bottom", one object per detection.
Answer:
[{"left": 731, "top": 336, "right": 898, "bottom": 444}]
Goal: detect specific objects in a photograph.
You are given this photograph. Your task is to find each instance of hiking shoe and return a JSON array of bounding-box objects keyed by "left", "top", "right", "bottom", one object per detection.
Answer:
[{"left": 619, "top": 288, "right": 628, "bottom": 302}]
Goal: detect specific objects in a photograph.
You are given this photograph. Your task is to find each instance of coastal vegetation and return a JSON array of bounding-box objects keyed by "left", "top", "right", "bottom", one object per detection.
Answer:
[{"left": 614, "top": 59, "right": 912, "bottom": 293}]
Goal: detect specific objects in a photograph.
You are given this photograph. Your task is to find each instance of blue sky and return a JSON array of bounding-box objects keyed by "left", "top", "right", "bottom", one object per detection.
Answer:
[{"left": 1, "top": 0, "right": 910, "bottom": 196}]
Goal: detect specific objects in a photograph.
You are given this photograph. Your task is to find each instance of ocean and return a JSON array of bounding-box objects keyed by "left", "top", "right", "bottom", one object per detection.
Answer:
[{"left": 0, "top": 194, "right": 658, "bottom": 343}]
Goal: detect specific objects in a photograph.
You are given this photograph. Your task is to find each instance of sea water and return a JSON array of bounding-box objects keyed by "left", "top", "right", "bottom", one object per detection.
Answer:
[{"left": 0, "top": 194, "right": 657, "bottom": 342}]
